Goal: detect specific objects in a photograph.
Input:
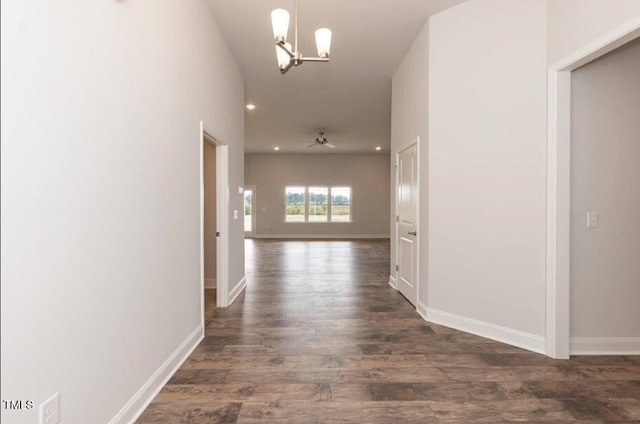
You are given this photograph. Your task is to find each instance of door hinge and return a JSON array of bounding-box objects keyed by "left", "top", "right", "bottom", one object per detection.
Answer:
[
  {"left": 395, "top": 265, "right": 399, "bottom": 272},
  {"left": 395, "top": 215, "right": 399, "bottom": 223}
]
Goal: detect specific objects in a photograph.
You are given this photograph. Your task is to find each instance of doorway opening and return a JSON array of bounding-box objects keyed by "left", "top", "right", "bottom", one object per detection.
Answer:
[
  {"left": 244, "top": 186, "right": 256, "bottom": 238},
  {"left": 200, "top": 122, "right": 231, "bottom": 331},
  {"left": 569, "top": 38, "right": 640, "bottom": 355},
  {"left": 546, "top": 23, "right": 640, "bottom": 358},
  {"left": 203, "top": 136, "right": 217, "bottom": 325}
]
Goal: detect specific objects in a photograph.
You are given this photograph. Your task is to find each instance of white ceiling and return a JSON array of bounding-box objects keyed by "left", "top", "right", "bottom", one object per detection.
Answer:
[{"left": 207, "top": 0, "right": 465, "bottom": 153}]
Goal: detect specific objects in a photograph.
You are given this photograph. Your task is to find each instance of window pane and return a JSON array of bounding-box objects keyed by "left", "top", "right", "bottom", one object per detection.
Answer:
[
  {"left": 285, "top": 186, "right": 305, "bottom": 222},
  {"left": 308, "top": 187, "right": 328, "bottom": 222},
  {"left": 331, "top": 187, "right": 351, "bottom": 222}
]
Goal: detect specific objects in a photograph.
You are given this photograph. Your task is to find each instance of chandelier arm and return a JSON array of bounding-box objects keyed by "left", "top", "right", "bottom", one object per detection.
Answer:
[
  {"left": 280, "top": 61, "right": 294, "bottom": 74},
  {"left": 294, "top": 0, "right": 299, "bottom": 54},
  {"left": 276, "top": 41, "right": 295, "bottom": 58},
  {"left": 301, "top": 57, "right": 330, "bottom": 63}
]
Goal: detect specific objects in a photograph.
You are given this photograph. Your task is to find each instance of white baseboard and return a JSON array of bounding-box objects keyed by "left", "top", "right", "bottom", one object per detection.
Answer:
[
  {"left": 417, "top": 301, "right": 428, "bottom": 320},
  {"left": 570, "top": 337, "right": 640, "bottom": 355},
  {"left": 424, "top": 307, "right": 546, "bottom": 355},
  {"left": 255, "top": 234, "right": 390, "bottom": 239},
  {"left": 388, "top": 275, "right": 398, "bottom": 290},
  {"left": 204, "top": 278, "right": 216, "bottom": 289},
  {"left": 109, "top": 326, "right": 203, "bottom": 424},
  {"left": 228, "top": 276, "right": 246, "bottom": 305}
]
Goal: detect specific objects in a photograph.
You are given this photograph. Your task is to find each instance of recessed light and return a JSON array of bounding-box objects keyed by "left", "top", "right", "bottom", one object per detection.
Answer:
[
  {"left": 246, "top": 104, "right": 256, "bottom": 110},
  {"left": 375, "top": 146, "right": 382, "bottom": 151},
  {"left": 273, "top": 146, "right": 280, "bottom": 151}
]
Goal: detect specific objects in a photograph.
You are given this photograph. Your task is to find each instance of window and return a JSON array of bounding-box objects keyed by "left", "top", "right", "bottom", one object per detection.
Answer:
[
  {"left": 331, "top": 186, "right": 351, "bottom": 222},
  {"left": 308, "top": 187, "right": 328, "bottom": 222},
  {"left": 285, "top": 186, "right": 351, "bottom": 223},
  {"left": 285, "top": 186, "right": 305, "bottom": 222}
]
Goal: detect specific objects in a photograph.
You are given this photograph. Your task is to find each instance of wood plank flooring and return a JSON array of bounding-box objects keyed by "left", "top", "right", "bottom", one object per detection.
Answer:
[
  {"left": 137, "top": 239, "right": 640, "bottom": 423},
  {"left": 204, "top": 288, "right": 216, "bottom": 326}
]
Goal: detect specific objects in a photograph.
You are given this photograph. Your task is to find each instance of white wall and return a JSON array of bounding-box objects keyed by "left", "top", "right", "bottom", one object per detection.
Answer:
[
  {"left": 388, "top": 0, "right": 640, "bottom": 356},
  {"left": 427, "top": 0, "right": 548, "bottom": 345},
  {"left": 0, "top": 1, "right": 244, "bottom": 423},
  {"left": 570, "top": 39, "right": 640, "bottom": 342},
  {"left": 245, "top": 153, "right": 390, "bottom": 238},
  {"left": 548, "top": 0, "right": 640, "bottom": 65},
  {"left": 391, "top": 22, "right": 429, "bottom": 299}
]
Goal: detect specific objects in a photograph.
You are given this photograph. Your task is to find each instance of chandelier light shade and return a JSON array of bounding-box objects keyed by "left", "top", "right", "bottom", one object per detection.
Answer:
[
  {"left": 315, "top": 28, "right": 332, "bottom": 58},
  {"left": 271, "top": 9, "right": 289, "bottom": 42},
  {"left": 271, "top": 0, "right": 332, "bottom": 74}
]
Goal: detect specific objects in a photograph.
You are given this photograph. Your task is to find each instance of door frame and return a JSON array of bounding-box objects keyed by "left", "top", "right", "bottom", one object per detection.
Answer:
[
  {"left": 243, "top": 185, "right": 256, "bottom": 238},
  {"left": 394, "top": 138, "right": 420, "bottom": 308},
  {"left": 200, "top": 122, "right": 231, "bottom": 331},
  {"left": 545, "top": 20, "right": 640, "bottom": 359}
]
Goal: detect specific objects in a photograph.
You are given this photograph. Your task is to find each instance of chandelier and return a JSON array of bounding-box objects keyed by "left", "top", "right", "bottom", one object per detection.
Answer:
[{"left": 271, "top": 0, "right": 332, "bottom": 74}]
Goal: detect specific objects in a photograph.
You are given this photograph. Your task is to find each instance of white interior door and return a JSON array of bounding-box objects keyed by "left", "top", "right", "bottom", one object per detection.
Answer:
[{"left": 397, "top": 144, "right": 418, "bottom": 306}]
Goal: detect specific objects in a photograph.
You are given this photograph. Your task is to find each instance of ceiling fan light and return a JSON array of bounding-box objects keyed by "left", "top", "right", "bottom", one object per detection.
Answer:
[
  {"left": 276, "top": 42, "right": 292, "bottom": 69},
  {"left": 315, "top": 28, "right": 332, "bottom": 58},
  {"left": 271, "top": 9, "right": 290, "bottom": 42}
]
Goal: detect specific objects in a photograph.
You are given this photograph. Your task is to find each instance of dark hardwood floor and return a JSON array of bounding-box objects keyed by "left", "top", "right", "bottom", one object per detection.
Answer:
[
  {"left": 204, "top": 288, "right": 216, "bottom": 326},
  {"left": 137, "top": 239, "right": 640, "bottom": 423}
]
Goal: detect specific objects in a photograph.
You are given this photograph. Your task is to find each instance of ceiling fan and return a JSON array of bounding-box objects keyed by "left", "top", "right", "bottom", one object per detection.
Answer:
[{"left": 308, "top": 131, "right": 336, "bottom": 149}]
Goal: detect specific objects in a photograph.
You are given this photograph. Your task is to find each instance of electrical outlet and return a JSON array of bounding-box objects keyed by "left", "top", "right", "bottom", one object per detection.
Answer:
[
  {"left": 39, "top": 393, "right": 59, "bottom": 424},
  {"left": 233, "top": 210, "right": 239, "bottom": 220}
]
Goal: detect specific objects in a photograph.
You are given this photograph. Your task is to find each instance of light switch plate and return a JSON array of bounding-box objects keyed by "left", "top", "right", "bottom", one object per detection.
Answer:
[{"left": 587, "top": 211, "right": 599, "bottom": 228}]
